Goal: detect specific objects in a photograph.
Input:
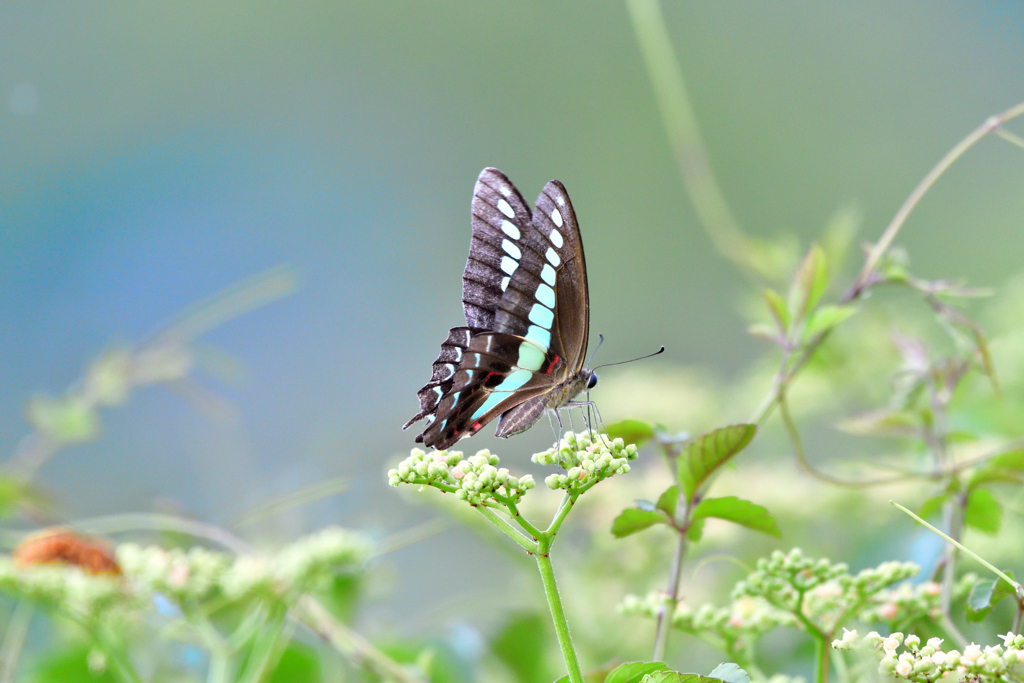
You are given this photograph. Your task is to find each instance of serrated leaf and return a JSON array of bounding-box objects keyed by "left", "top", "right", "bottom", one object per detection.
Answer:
[
  {"left": 964, "top": 488, "right": 1002, "bottom": 534},
  {"left": 656, "top": 485, "right": 679, "bottom": 518},
  {"left": 966, "top": 573, "right": 1017, "bottom": 623},
  {"left": 762, "top": 289, "right": 790, "bottom": 332},
  {"left": 788, "top": 245, "right": 828, "bottom": 321},
  {"left": 918, "top": 494, "right": 948, "bottom": 520},
  {"left": 708, "top": 663, "right": 750, "bottom": 683},
  {"left": 612, "top": 508, "right": 668, "bottom": 538},
  {"left": 679, "top": 425, "right": 757, "bottom": 501},
  {"left": 691, "top": 496, "right": 781, "bottom": 538},
  {"left": 605, "top": 662, "right": 671, "bottom": 683},
  {"left": 804, "top": 304, "right": 856, "bottom": 339},
  {"left": 686, "top": 518, "right": 705, "bottom": 543},
  {"left": 607, "top": 419, "right": 657, "bottom": 448}
]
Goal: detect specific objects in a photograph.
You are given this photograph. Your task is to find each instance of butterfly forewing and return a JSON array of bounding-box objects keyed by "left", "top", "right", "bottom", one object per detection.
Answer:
[{"left": 533, "top": 180, "right": 589, "bottom": 373}]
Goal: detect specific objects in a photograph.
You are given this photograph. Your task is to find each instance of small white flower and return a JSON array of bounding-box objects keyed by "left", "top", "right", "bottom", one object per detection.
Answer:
[
  {"left": 931, "top": 652, "right": 946, "bottom": 666},
  {"left": 962, "top": 644, "right": 982, "bottom": 663},
  {"left": 895, "top": 660, "right": 912, "bottom": 677},
  {"left": 842, "top": 628, "right": 858, "bottom": 644},
  {"left": 1001, "top": 632, "right": 1018, "bottom": 648},
  {"left": 883, "top": 636, "right": 900, "bottom": 653}
]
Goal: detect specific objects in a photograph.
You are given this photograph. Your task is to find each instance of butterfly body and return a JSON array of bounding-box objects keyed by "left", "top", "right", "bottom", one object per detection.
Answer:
[{"left": 404, "top": 168, "right": 594, "bottom": 450}]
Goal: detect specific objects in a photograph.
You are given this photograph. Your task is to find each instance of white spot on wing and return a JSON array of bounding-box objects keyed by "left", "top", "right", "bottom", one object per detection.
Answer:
[
  {"left": 500, "top": 255, "right": 518, "bottom": 276},
  {"left": 499, "top": 186, "right": 511, "bottom": 197},
  {"left": 442, "top": 363, "right": 455, "bottom": 380},
  {"left": 551, "top": 208, "right": 563, "bottom": 227},
  {"left": 501, "top": 276, "right": 510, "bottom": 291},
  {"left": 497, "top": 199, "right": 515, "bottom": 218},
  {"left": 549, "top": 229, "right": 564, "bottom": 248},
  {"left": 454, "top": 347, "right": 463, "bottom": 361},
  {"left": 541, "top": 264, "right": 556, "bottom": 285},
  {"left": 502, "top": 239, "right": 522, "bottom": 259},
  {"left": 500, "top": 220, "right": 520, "bottom": 239},
  {"left": 536, "top": 283, "right": 556, "bottom": 308},
  {"left": 545, "top": 247, "right": 561, "bottom": 267},
  {"left": 432, "top": 386, "right": 443, "bottom": 400},
  {"left": 556, "top": 196, "right": 565, "bottom": 207}
]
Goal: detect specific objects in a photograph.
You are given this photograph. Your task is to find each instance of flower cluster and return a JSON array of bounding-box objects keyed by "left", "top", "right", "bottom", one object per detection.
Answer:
[
  {"left": 620, "top": 590, "right": 796, "bottom": 663},
  {"left": 0, "top": 527, "right": 370, "bottom": 621},
  {"left": 119, "top": 526, "right": 370, "bottom": 603},
  {"left": 0, "top": 556, "right": 131, "bottom": 621},
  {"left": 857, "top": 573, "right": 977, "bottom": 630},
  {"left": 834, "top": 630, "right": 1024, "bottom": 682},
  {"left": 532, "top": 431, "right": 638, "bottom": 492},
  {"left": 388, "top": 448, "right": 535, "bottom": 506},
  {"left": 732, "top": 548, "right": 918, "bottom": 633}
]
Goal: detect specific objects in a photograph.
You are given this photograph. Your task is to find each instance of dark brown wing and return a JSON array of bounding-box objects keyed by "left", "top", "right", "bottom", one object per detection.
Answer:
[{"left": 531, "top": 179, "right": 589, "bottom": 373}]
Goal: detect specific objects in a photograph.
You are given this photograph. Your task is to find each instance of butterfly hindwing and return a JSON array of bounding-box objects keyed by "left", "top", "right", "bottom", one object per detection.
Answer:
[{"left": 418, "top": 332, "right": 559, "bottom": 449}]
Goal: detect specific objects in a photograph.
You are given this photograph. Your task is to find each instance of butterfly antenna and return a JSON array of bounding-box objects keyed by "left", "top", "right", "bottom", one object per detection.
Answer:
[
  {"left": 592, "top": 345, "right": 665, "bottom": 372},
  {"left": 584, "top": 333, "right": 605, "bottom": 369}
]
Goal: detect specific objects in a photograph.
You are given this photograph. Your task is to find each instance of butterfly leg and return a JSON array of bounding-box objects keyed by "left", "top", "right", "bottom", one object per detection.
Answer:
[{"left": 565, "top": 400, "right": 611, "bottom": 446}]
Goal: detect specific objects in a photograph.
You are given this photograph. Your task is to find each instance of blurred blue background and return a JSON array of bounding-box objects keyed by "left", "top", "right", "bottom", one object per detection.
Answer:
[{"left": 2, "top": 0, "right": 1024, "bottom": 643}]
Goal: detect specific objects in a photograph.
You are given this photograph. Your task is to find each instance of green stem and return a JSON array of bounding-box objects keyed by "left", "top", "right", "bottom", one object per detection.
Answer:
[
  {"left": 652, "top": 531, "right": 688, "bottom": 662},
  {"left": 294, "top": 596, "right": 427, "bottom": 683},
  {"left": 0, "top": 599, "right": 33, "bottom": 683},
  {"left": 237, "top": 607, "right": 288, "bottom": 683},
  {"left": 892, "top": 502, "right": 1024, "bottom": 598},
  {"left": 626, "top": 0, "right": 757, "bottom": 279},
  {"left": 545, "top": 492, "right": 576, "bottom": 537},
  {"left": 475, "top": 505, "right": 539, "bottom": 554},
  {"left": 813, "top": 635, "right": 829, "bottom": 683},
  {"left": 504, "top": 496, "right": 542, "bottom": 539},
  {"left": 535, "top": 543, "right": 583, "bottom": 683}
]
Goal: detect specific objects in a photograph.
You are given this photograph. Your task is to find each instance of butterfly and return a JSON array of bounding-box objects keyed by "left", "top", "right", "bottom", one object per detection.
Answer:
[{"left": 403, "top": 168, "right": 597, "bottom": 450}]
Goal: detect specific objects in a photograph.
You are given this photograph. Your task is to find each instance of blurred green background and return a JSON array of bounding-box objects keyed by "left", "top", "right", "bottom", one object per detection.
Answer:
[{"left": 3, "top": 1, "right": 1024, "bottom": 676}]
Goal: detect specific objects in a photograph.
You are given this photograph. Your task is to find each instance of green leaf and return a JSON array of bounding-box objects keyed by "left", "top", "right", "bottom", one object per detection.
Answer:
[
  {"left": 656, "top": 485, "right": 679, "bottom": 518},
  {"left": 964, "top": 488, "right": 1002, "bottom": 534},
  {"left": 643, "top": 673, "right": 722, "bottom": 683},
  {"left": 33, "top": 645, "right": 119, "bottom": 683},
  {"left": 612, "top": 508, "right": 669, "bottom": 538},
  {"left": 679, "top": 424, "right": 757, "bottom": 501},
  {"left": 26, "top": 396, "right": 101, "bottom": 445},
  {"left": 691, "top": 496, "right": 781, "bottom": 538},
  {"left": 687, "top": 517, "right": 705, "bottom": 542},
  {"left": 605, "top": 662, "right": 671, "bottom": 683},
  {"left": 762, "top": 288, "right": 790, "bottom": 332},
  {"left": 804, "top": 304, "right": 857, "bottom": 339},
  {"left": 492, "top": 612, "right": 553, "bottom": 683},
  {"left": 967, "top": 466, "right": 1022, "bottom": 491},
  {"left": 747, "top": 322, "right": 784, "bottom": 346},
  {"left": 708, "top": 663, "right": 751, "bottom": 683},
  {"left": 918, "top": 494, "right": 949, "bottom": 520},
  {"left": 788, "top": 244, "right": 828, "bottom": 321},
  {"left": 989, "top": 449, "right": 1024, "bottom": 472},
  {"left": 966, "top": 573, "right": 1017, "bottom": 623},
  {"left": 606, "top": 419, "right": 657, "bottom": 448},
  {"left": 269, "top": 643, "right": 322, "bottom": 683}
]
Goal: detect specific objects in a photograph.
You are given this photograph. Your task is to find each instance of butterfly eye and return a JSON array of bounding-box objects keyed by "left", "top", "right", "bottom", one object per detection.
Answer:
[{"left": 586, "top": 372, "right": 599, "bottom": 390}]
